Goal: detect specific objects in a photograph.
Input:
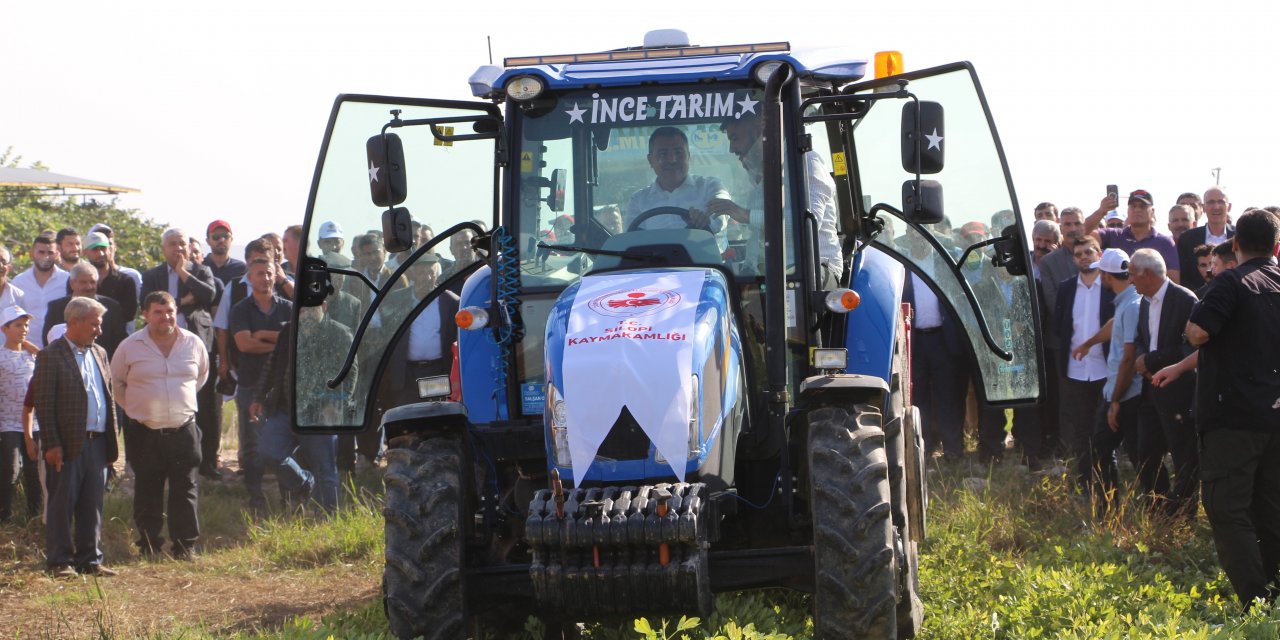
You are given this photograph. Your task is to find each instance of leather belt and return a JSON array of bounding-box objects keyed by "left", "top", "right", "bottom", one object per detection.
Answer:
[
  {"left": 85, "top": 431, "right": 105, "bottom": 439},
  {"left": 915, "top": 326, "right": 943, "bottom": 334}
]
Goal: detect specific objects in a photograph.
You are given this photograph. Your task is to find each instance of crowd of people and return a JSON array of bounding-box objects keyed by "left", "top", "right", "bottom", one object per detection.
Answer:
[
  {"left": 0, "top": 186, "right": 1274, "bottom": 609},
  {"left": 0, "top": 219, "right": 474, "bottom": 578},
  {"left": 908, "top": 187, "right": 1279, "bottom": 609}
]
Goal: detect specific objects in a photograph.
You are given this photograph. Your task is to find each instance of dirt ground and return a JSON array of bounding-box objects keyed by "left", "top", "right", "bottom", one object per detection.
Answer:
[{"left": 0, "top": 447, "right": 383, "bottom": 638}]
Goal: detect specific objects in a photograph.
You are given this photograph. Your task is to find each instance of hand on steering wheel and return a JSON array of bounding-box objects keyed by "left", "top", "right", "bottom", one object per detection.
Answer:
[{"left": 628, "top": 206, "right": 726, "bottom": 232}]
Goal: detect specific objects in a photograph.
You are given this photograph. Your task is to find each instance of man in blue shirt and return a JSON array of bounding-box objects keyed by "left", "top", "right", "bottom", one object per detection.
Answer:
[
  {"left": 229, "top": 258, "right": 292, "bottom": 512},
  {"left": 1073, "top": 248, "right": 1168, "bottom": 512}
]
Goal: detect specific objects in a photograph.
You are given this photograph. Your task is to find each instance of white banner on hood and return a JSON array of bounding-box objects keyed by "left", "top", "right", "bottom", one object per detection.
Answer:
[{"left": 561, "top": 270, "right": 706, "bottom": 481}]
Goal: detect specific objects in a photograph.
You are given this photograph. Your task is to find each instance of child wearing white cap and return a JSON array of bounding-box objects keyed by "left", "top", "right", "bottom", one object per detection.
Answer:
[{"left": 0, "top": 306, "right": 40, "bottom": 522}]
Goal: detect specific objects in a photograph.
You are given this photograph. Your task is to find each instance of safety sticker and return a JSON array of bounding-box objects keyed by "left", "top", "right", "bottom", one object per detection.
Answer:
[
  {"left": 433, "top": 126, "right": 454, "bottom": 147},
  {"left": 831, "top": 152, "right": 847, "bottom": 176}
]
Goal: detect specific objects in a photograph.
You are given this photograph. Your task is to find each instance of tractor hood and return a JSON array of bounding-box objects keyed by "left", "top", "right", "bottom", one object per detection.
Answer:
[{"left": 545, "top": 267, "right": 737, "bottom": 482}]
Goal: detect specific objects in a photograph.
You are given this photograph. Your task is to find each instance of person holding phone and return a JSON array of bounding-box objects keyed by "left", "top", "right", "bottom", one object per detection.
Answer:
[{"left": 1084, "top": 188, "right": 1181, "bottom": 285}]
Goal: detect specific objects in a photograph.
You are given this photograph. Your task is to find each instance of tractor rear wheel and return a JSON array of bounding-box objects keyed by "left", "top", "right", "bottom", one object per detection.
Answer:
[
  {"left": 383, "top": 435, "right": 467, "bottom": 640},
  {"left": 807, "top": 404, "right": 897, "bottom": 639}
]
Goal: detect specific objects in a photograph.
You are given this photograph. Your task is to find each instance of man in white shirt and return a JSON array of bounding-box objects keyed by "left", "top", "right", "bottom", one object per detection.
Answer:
[
  {"left": 1054, "top": 236, "right": 1113, "bottom": 482},
  {"left": 11, "top": 235, "right": 68, "bottom": 348},
  {"left": 111, "top": 292, "right": 209, "bottom": 559},
  {"left": 626, "top": 127, "right": 732, "bottom": 231}
]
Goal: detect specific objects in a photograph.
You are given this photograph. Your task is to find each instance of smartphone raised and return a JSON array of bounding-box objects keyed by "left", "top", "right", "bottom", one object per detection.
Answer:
[{"left": 1106, "top": 184, "right": 1119, "bottom": 204}]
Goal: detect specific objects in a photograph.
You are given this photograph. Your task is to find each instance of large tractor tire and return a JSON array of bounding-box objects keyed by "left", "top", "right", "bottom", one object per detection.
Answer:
[
  {"left": 884, "top": 316, "right": 925, "bottom": 637},
  {"left": 383, "top": 435, "right": 467, "bottom": 640},
  {"left": 808, "top": 404, "right": 897, "bottom": 639}
]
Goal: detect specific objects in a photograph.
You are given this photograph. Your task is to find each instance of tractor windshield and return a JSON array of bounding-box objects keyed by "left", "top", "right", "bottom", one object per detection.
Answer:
[{"left": 515, "top": 82, "right": 794, "bottom": 288}]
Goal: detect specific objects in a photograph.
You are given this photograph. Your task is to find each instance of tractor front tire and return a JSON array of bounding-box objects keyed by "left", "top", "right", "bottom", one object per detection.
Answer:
[
  {"left": 808, "top": 404, "right": 897, "bottom": 639},
  {"left": 383, "top": 435, "right": 467, "bottom": 640}
]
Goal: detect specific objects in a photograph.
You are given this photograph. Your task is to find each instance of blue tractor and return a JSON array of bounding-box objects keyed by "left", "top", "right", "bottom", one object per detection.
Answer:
[{"left": 290, "top": 29, "right": 1043, "bottom": 639}]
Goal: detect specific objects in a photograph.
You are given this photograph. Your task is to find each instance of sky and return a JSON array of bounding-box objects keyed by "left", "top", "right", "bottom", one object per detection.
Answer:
[{"left": 4, "top": 0, "right": 1279, "bottom": 249}]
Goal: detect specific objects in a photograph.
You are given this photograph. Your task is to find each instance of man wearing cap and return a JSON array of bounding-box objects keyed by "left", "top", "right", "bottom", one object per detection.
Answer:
[
  {"left": 1131, "top": 248, "right": 1200, "bottom": 517},
  {"left": 317, "top": 221, "right": 346, "bottom": 257},
  {"left": 204, "top": 220, "right": 247, "bottom": 287},
  {"left": 43, "top": 262, "right": 127, "bottom": 358},
  {"left": 1102, "top": 210, "right": 1125, "bottom": 229},
  {"left": 81, "top": 231, "right": 138, "bottom": 337},
  {"left": 1085, "top": 189, "right": 1181, "bottom": 285},
  {"left": 111, "top": 291, "right": 208, "bottom": 559},
  {"left": 34, "top": 296, "right": 118, "bottom": 578},
  {"left": 12, "top": 235, "right": 69, "bottom": 348},
  {"left": 1176, "top": 187, "right": 1236, "bottom": 292},
  {"left": 87, "top": 224, "right": 143, "bottom": 303},
  {"left": 1074, "top": 248, "right": 1162, "bottom": 511}
]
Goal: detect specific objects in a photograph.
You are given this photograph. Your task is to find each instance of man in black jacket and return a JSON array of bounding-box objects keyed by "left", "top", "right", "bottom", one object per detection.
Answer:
[
  {"left": 140, "top": 228, "right": 220, "bottom": 479},
  {"left": 1132, "top": 248, "right": 1199, "bottom": 517},
  {"left": 44, "top": 263, "right": 127, "bottom": 358},
  {"left": 1182, "top": 209, "right": 1280, "bottom": 609},
  {"left": 1054, "top": 236, "right": 1115, "bottom": 483},
  {"left": 1176, "top": 187, "right": 1235, "bottom": 291}
]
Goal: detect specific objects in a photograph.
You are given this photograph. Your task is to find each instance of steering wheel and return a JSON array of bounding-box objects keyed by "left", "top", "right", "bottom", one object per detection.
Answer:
[
  {"left": 628, "top": 206, "right": 695, "bottom": 232},
  {"left": 628, "top": 205, "right": 733, "bottom": 233}
]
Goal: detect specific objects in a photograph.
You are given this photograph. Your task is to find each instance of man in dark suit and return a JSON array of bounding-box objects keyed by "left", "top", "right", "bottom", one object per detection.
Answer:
[
  {"left": 1132, "top": 248, "right": 1200, "bottom": 516},
  {"left": 141, "top": 228, "right": 220, "bottom": 480},
  {"left": 902, "top": 234, "right": 968, "bottom": 461},
  {"left": 1054, "top": 236, "right": 1115, "bottom": 485},
  {"left": 1175, "top": 186, "right": 1235, "bottom": 292},
  {"left": 34, "top": 297, "right": 119, "bottom": 577},
  {"left": 44, "top": 262, "right": 127, "bottom": 358},
  {"left": 383, "top": 254, "right": 461, "bottom": 405}
]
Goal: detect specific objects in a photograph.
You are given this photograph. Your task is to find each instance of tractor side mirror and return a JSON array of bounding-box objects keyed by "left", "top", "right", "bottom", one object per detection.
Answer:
[
  {"left": 296, "top": 257, "right": 334, "bottom": 307},
  {"left": 901, "top": 101, "right": 944, "bottom": 174},
  {"left": 367, "top": 133, "right": 408, "bottom": 207},
  {"left": 902, "top": 179, "right": 944, "bottom": 225},
  {"left": 991, "top": 225, "right": 1028, "bottom": 276},
  {"left": 382, "top": 207, "right": 413, "bottom": 253},
  {"left": 547, "top": 169, "right": 566, "bottom": 212}
]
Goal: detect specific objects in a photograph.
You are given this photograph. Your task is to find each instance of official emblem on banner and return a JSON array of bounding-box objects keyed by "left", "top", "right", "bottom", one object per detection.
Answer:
[{"left": 587, "top": 288, "right": 681, "bottom": 318}]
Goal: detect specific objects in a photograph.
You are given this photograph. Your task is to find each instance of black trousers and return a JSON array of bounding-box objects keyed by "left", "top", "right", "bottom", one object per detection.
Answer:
[
  {"left": 1200, "top": 429, "right": 1280, "bottom": 608},
  {"left": 0, "top": 431, "right": 41, "bottom": 520},
  {"left": 1060, "top": 376, "right": 1105, "bottom": 485},
  {"left": 910, "top": 330, "right": 966, "bottom": 458},
  {"left": 1035, "top": 349, "right": 1061, "bottom": 457},
  {"left": 124, "top": 418, "right": 202, "bottom": 554},
  {"left": 1087, "top": 395, "right": 1153, "bottom": 512},
  {"left": 196, "top": 359, "right": 222, "bottom": 474},
  {"left": 1141, "top": 384, "right": 1200, "bottom": 517}
]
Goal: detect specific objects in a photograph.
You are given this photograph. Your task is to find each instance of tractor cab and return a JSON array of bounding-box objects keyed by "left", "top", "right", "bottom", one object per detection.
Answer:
[{"left": 289, "top": 30, "right": 1043, "bottom": 639}]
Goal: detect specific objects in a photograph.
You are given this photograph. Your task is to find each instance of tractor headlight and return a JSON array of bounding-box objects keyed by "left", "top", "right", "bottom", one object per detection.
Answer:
[
  {"left": 504, "top": 75, "right": 545, "bottom": 102},
  {"left": 657, "top": 375, "right": 701, "bottom": 465},
  {"left": 812, "top": 348, "right": 848, "bottom": 371},
  {"left": 416, "top": 375, "right": 451, "bottom": 400},
  {"left": 753, "top": 61, "right": 790, "bottom": 86},
  {"left": 548, "top": 383, "right": 571, "bottom": 467}
]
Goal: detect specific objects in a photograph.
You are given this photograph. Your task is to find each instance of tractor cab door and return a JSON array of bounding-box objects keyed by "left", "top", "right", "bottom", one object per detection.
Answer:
[
  {"left": 839, "top": 63, "right": 1042, "bottom": 406},
  {"left": 291, "top": 95, "right": 501, "bottom": 431}
]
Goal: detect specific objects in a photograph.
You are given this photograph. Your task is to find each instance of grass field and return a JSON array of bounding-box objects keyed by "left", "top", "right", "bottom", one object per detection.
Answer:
[{"left": 2, "top": 427, "right": 1278, "bottom": 638}]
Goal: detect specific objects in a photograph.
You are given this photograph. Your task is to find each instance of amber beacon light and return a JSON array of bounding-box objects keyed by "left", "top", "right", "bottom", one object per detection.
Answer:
[{"left": 874, "top": 51, "right": 904, "bottom": 79}]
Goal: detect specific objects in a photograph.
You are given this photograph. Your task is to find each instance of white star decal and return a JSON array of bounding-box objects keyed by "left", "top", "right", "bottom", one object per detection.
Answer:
[
  {"left": 368, "top": 159, "right": 379, "bottom": 183},
  {"left": 736, "top": 94, "right": 759, "bottom": 118},
  {"left": 925, "top": 128, "right": 944, "bottom": 151},
  {"left": 565, "top": 102, "right": 586, "bottom": 124}
]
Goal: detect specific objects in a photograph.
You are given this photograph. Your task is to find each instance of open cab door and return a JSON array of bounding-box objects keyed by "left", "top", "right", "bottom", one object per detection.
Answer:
[
  {"left": 292, "top": 95, "right": 501, "bottom": 431},
  {"left": 842, "top": 63, "right": 1042, "bottom": 406}
]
